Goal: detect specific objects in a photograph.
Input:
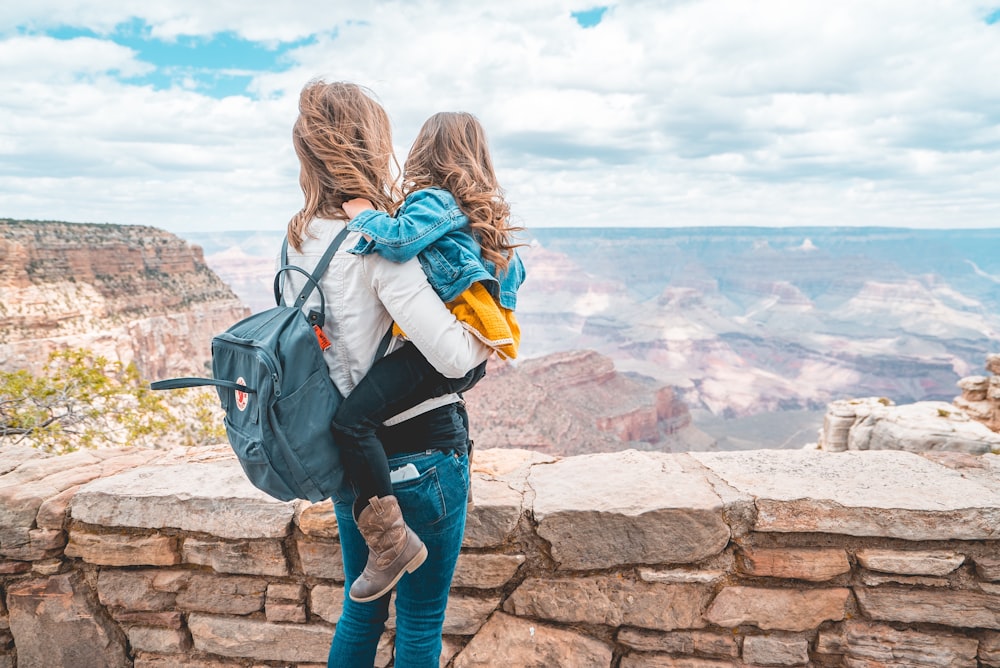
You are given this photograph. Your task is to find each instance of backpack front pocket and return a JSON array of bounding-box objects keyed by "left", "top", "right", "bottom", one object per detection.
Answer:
[
  {"left": 223, "top": 415, "right": 298, "bottom": 501},
  {"left": 270, "top": 366, "right": 343, "bottom": 500}
]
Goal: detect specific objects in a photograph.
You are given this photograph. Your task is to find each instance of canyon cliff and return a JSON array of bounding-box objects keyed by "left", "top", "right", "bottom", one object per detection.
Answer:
[
  {"left": 512, "top": 227, "right": 1000, "bottom": 420},
  {"left": 463, "top": 350, "right": 715, "bottom": 455},
  {"left": 0, "top": 220, "right": 249, "bottom": 380}
]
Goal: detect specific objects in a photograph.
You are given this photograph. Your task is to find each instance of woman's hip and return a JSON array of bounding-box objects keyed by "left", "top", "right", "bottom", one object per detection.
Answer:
[{"left": 380, "top": 401, "right": 470, "bottom": 457}]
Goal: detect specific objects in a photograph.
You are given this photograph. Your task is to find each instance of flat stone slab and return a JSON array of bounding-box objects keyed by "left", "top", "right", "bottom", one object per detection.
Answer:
[
  {"left": 453, "top": 612, "right": 613, "bottom": 668},
  {"left": 462, "top": 447, "right": 551, "bottom": 549},
  {"left": 1, "top": 448, "right": 161, "bottom": 554},
  {"left": 71, "top": 460, "right": 295, "bottom": 539},
  {"left": 462, "top": 476, "right": 524, "bottom": 549},
  {"left": 188, "top": 613, "right": 331, "bottom": 662},
  {"left": 692, "top": 450, "right": 1000, "bottom": 540},
  {"left": 530, "top": 450, "right": 733, "bottom": 569}
]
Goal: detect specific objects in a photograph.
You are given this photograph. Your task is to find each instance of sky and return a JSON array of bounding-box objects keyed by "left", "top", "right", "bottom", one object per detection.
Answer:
[{"left": 2, "top": 1, "right": 1000, "bottom": 235}]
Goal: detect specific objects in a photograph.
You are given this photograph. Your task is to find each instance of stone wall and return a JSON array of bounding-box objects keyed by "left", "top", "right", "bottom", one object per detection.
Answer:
[{"left": 2, "top": 443, "right": 1000, "bottom": 667}]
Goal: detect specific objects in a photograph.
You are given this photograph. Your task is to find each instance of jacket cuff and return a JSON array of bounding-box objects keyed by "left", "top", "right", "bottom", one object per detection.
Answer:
[
  {"left": 345, "top": 211, "right": 383, "bottom": 255},
  {"left": 348, "top": 236, "right": 377, "bottom": 255}
]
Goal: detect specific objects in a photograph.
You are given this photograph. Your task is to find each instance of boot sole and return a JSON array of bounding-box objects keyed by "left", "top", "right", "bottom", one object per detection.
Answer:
[{"left": 349, "top": 544, "right": 429, "bottom": 603}]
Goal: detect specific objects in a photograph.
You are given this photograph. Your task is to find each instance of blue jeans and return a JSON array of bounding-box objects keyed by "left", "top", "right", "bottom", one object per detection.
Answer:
[{"left": 327, "top": 405, "right": 471, "bottom": 668}]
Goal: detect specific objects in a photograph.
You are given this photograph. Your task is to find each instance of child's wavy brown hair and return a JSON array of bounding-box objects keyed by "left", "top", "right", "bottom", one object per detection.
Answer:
[
  {"left": 287, "top": 80, "right": 401, "bottom": 251},
  {"left": 403, "top": 112, "right": 522, "bottom": 272}
]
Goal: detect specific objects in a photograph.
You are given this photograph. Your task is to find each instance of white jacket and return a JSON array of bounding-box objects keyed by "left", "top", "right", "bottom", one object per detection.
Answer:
[{"left": 279, "top": 218, "right": 492, "bottom": 422}]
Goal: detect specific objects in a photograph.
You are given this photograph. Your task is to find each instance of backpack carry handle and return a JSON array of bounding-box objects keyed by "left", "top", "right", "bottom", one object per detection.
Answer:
[
  {"left": 273, "top": 265, "right": 326, "bottom": 327},
  {"left": 150, "top": 377, "right": 258, "bottom": 393}
]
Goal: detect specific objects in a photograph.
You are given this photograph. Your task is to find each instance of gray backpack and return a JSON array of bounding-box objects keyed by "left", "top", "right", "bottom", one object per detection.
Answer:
[{"left": 152, "top": 228, "right": 364, "bottom": 502}]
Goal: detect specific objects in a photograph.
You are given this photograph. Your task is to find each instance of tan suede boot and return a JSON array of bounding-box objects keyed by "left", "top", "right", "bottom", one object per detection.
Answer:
[{"left": 349, "top": 495, "right": 428, "bottom": 603}]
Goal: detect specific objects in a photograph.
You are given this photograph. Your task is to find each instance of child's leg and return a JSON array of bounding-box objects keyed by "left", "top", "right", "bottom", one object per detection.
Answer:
[
  {"left": 335, "top": 342, "right": 483, "bottom": 435},
  {"left": 335, "top": 342, "right": 481, "bottom": 603},
  {"left": 332, "top": 344, "right": 440, "bottom": 512},
  {"left": 454, "top": 359, "right": 487, "bottom": 396},
  {"left": 333, "top": 344, "right": 484, "bottom": 509}
]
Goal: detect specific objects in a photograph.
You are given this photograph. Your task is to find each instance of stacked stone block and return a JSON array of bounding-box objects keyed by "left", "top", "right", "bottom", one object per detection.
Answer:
[{"left": 2, "top": 442, "right": 1000, "bottom": 667}]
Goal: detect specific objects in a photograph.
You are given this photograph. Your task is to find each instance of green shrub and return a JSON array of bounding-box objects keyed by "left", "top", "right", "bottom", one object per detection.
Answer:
[{"left": 1, "top": 349, "right": 225, "bottom": 454}]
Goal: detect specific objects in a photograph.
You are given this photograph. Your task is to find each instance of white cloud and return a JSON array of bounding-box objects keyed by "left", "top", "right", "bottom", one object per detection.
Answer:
[
  {"left": 0, "top": 35, "right": 151, "bottom": 80},
  {"left": 0, "top": 1, "right": 356, "bottom": 42},
  {"left": 2, "top": 0, "right": 1000, "bottom": 234}
]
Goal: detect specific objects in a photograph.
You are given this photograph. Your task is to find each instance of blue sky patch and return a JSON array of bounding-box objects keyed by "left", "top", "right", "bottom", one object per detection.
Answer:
[
  {"left": 572, "top": 6, "right": 608, "bottom": 28},
  {"left": 986, "top": 8, "right": 1000, "bottom": 24},
  {"left": 40, "top": 19, "right": 311, "bottom": 98}
]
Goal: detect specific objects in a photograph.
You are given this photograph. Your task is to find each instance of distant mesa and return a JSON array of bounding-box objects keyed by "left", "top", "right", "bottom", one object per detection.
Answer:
[
  {"left": 0, "top": 219, "right": 248, "bottom": 380},
  {"left": 462, "top": 349, "right": 716, "bottom": 456}
]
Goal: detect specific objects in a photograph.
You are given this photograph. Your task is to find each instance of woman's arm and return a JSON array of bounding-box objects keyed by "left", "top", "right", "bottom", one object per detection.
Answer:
[
  {"left": 346, "top": 189, "right": 470, "bottom": 263},
  {"left": 365, "top": 252, "right": 492, "bottom": 378}
]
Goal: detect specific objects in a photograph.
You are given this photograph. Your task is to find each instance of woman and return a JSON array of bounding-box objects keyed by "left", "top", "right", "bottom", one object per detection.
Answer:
[{"left": 280, "top": 80, "right": 492, "bottom": 667}]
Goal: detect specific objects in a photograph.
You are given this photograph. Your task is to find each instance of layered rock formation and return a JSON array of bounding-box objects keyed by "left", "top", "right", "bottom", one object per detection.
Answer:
[
  {"left": 818, "top": 397, "right": 1000, "bottom": 455},
  {"left": 817, "top": 354, "right": 1000, "bottom": 455},
  {"left": 1, "top": 220, "right": 710, "bottom": 456},
  {"left": 2, "top": 444, "right": 1000, "bottom": 667},
  {"left": 954, "top": 353, "right": 1000, "bottom": 433},
  {"left": 0, "top": 220, "right": 248, "bottom": 379},
  {"left": 463, "top": 349, "right": 715, "bottom": 455}
]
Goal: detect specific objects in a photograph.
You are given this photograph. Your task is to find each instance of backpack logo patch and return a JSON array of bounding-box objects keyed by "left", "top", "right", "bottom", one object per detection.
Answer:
[{"left": 235, "top": 377, "right": 249, "bottom": 412}]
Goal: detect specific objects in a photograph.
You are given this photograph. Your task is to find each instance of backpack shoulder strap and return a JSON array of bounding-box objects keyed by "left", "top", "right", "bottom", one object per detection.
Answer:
[
  {"left": 373, "top": 326, "right": 394, "bottom": 363},
  {"left": 275, "top": 226, "right": 352, "bottom": 323}
]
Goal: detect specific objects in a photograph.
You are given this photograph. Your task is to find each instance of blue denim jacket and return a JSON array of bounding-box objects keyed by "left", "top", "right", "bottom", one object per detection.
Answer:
[{"left": 346, "top": 188, "right": 525, "bottom": 309}]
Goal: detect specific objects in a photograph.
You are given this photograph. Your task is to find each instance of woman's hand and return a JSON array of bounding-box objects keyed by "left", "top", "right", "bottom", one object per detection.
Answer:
[{"left": 343, "top": 198, "right": 375, "bottom": 219}]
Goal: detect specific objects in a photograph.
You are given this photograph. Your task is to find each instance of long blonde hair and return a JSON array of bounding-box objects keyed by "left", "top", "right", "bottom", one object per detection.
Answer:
[
  {"left": 287, "top": 80, "right": 401, "bottom": 251},
  {"left": 403, "top": 112, "right": 522, "bottom": 272}
]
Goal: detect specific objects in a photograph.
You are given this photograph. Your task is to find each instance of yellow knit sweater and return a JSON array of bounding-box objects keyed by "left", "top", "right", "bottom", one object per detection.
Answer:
[{"left": 393, "top": 282, "right": 520, "bottom": 360}]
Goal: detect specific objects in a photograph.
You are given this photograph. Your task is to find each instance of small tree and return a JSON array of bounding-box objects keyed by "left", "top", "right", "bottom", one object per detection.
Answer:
[{"left": 0, "top": 349, "right": 225, "bottom": 454}]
